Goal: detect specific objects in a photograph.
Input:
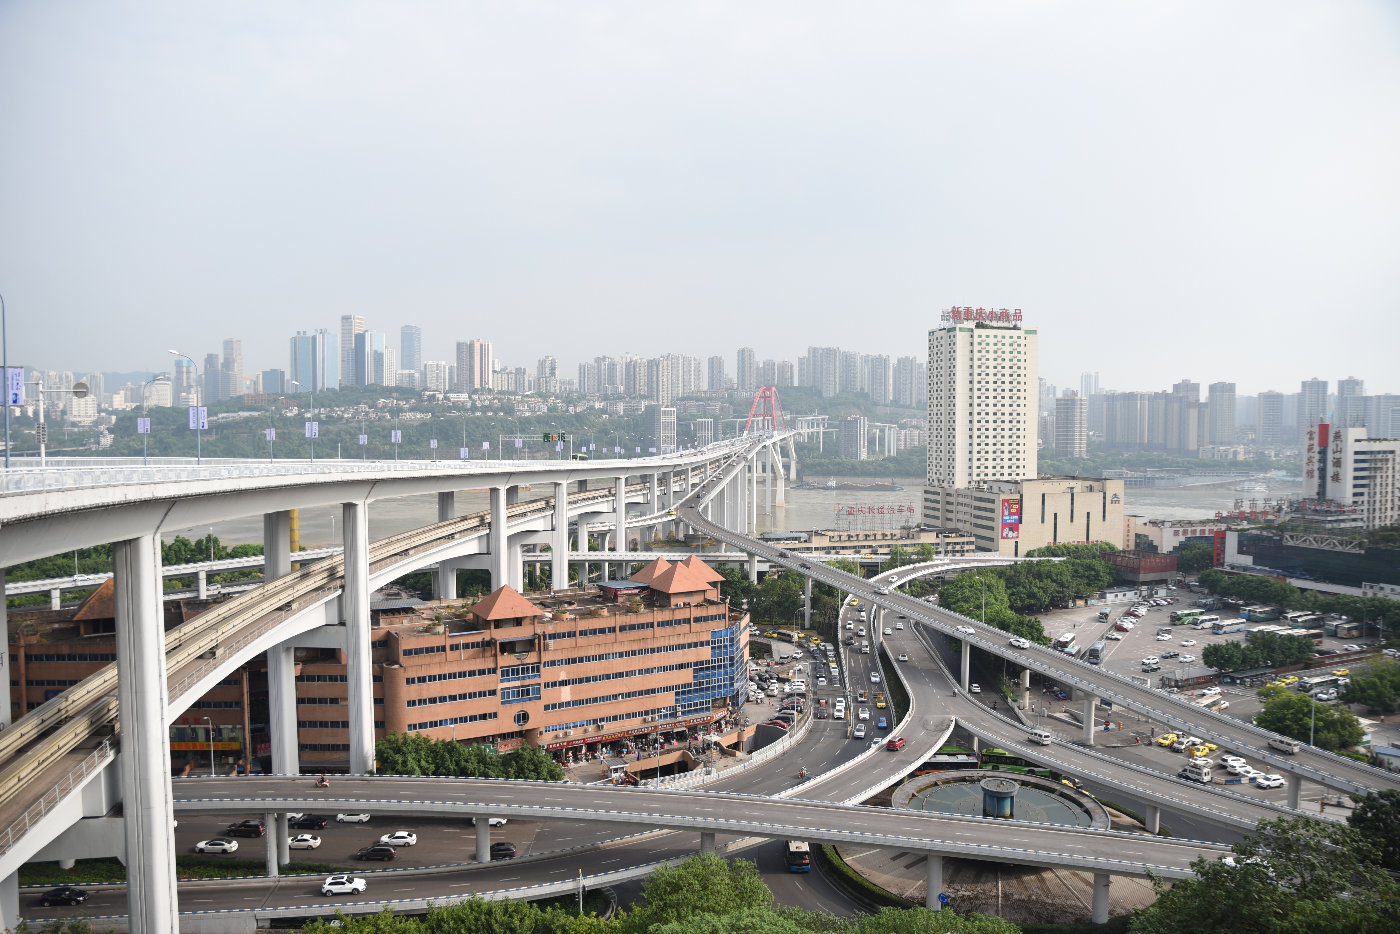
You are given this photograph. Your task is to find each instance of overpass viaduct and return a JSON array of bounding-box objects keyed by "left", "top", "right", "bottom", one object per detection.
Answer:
[{"left": 0, "top": 436, "right": 1395, "bottom": 931}]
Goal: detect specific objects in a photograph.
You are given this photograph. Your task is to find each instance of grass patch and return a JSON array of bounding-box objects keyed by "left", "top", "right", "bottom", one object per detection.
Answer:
[
  {"left": 1021, "top": 916, "right": 1133, "bottom": 934},
  {"left": 20, "top": 857, "right": 353, "bottom": 886}
]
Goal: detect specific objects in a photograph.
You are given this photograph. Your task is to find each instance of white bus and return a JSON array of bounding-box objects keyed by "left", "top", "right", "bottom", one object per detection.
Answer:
[{"left": 1194, "top": 614, "right": 1220, "bottom": 630}]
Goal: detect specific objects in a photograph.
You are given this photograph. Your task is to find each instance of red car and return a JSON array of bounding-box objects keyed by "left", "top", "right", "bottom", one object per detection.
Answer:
[{"left": 886, "top": 736, "right": 906, "bottom": 751}]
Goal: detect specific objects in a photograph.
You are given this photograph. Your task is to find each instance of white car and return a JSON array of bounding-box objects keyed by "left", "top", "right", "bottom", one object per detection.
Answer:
[
  {"left": 969, "top": 683, "right": 981, "bottom": 694},
  {"left": 1156, "top": 633, "right": 1171, "bottom": 641},
  {"left": 870, "top": 672, "right": 881, "bottom": 683},
  {"left": 289, "top": 834, "right": 321, "bottom": 849},
  {"left": 379, "top": 831, "right": 418, "bottom": 847},
  {"left": 897, "top": 653, "right": 909, "bottom": 662},
  {"left": 194, "top": 838, "right": 238, "bottom": 854},
  {"left": 858, "top": 707, "right": 870, "bottom": 720},
  {"left": 321, "top": 874, "right": 367, "bottom": 896},
  {"left": 1008, "top": 637, "right": 1030, "bottom": 649},
  {"left": 1141, "top": 656, "right": 1159, "bottom": 666},
  {"left": 470, "top": 817, "right": 508, "bottom": 827},
  {"left": 955, "top": 625, "right": 975, "bottom": 635},
  {"left": 1179, "top": 655, "right": 1196, "bottom": 664},
  {"left": 883, "top": 627, "right": 893, "bottom": 635},
  {"left": 1181, "top": 639, "right": 1197, "bottom": 647},
  {"left": 853, "top": 723, "right": 867, "bottom": 739},
  {"left": 336, "top": 813, "right": 372, "bottom": 824},
  {"left": 816, "top": 677, "right": 827, "bottom": 686},
  {"left": 1220, "top": 755, "right": 1246, "bottom": 768},
  {"left": 1254, "top": 774, "right": 1286, "bottom": 789},
  {"left": 1104, "top": 631, "right": 1123, "bottom": 640}
]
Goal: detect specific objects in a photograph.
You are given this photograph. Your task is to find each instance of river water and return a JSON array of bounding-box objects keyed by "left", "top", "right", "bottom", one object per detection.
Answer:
[{"left": 178, "top": 474, "right": 1305, "bottom": 548}]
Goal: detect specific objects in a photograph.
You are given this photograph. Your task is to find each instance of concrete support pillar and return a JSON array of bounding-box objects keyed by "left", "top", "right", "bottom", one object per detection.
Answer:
[
  {"left": 1144, "top": 804, "right": 1160, "bottom": 835},
  {"left": 763, "top": 449, "right": 773, "bottom": 518},
  {"left": 264, "top": 511, "right": 292, "bottom": 581},
  {"left": 197, "top": 568, "right": 208, "bottom": 599},
  {"left": 960, "top": 639, "right": 970, "bottom": 690},
  {"left": 489, "top": 486, "right": 509, "bottom": 591},
  {"left": 971, "top": 735, "right": 980, "bottom": 754},
  {"left": 803, "top": 576, "right": 812, "bottom": 629},
  {"left": 265, "top": 811, "right": 279, "bottom": 876},
  {"left": 1082, "top": 695, "right": 1097, "bottom": 746},
  {"left": 700, "top": 831, "right": 716, "bottom": 855},
  {"left": 1019, "top": 669, "right": 1031, "bottom": 711},
  {"left": 113, "top": 533, "right": 178, "bottom": 934},
  {"left": 1091, "top": 872, "right": 1111, "bottom": 924},
  {"left": 267, "top": 644, "right": 298, "bottom": 776},
  {"left": 773, "top": 447, "right": 786, "bottom": 507},
  {"left": 747, "top": 553, "right": 758, "bottom": 584},
  {"left": 1287, "top": 772, "right": 1302, "bottom": 810},
  {"left": 576, "top": 513, "right": 593, "bottom": 586},
  {"left": 0, "top": 569, "right": 9, "bottom": 728},
  {"left": 342, "top": 501, "right": 376, "bottom": 774},
  {"left": 552, "top": 481, "right": 568, "bottom": 591},
  {"left": 50, "top": 587, "right": 61, "bottom": 610},
  {"left": 58, "top": 858, "right": 75, "bottom": 870},
  {"left": 613, "top": 476, "right": 627, "bottom": 553},
  {"left": 508, "top": 541, "right": 524, "bottom": 590},
  {"left": 924, "top": 853, "right": 944, "bottom": 910},
  {"left": 648, "top": 472, "right": 660, "bottom": 514},
  {"left": 475, "top": 819, "right": 492, "bottom": 863},
  {"left": 435, "top": 492, "right": 458, "bottom": 599},
  {"left": 0, "top": 872, "right": 17, "bottom": 933}
]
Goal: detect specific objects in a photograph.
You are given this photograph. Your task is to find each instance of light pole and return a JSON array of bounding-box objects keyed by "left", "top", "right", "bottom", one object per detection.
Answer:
[
  {"left": 140, "top": 374, "right": 168, "bottom": 466},
  {"left": 1, "top": 291, "right": 10, "bottom": 469},
  {"left": 168, "top": 350, "right": 202, "bottom": 465},
  {"left": 202, "top": 716, "right": 214, "bottom": 776},
  {"left": 289, "top": 380, "right": 316, "bottom": 462}
]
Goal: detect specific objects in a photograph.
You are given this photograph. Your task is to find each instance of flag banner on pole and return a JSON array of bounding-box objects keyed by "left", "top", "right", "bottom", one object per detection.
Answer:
[
  {"left": 263, "top": 427, "right": 274, "bottom": 441},
  {"left": 515, "top": 438, "right": 522, "bottom": 448},
  {"left": 430, "top": 439, "right": 437, "bottom": 449},
  {"left": 460, "top": 447, "right": 470, "bottom": 459},
  {"left": 482, "top": 441, "right": 491, "bottom": 450},
  {"left": 137, "top": 418, "right": 151, "bottom": 435},
  {"left": 305, "top": 421, "right": 318, "bottom": 438},
  {"left": 391, "top": 430, "right": 402, "bottom": 444},
  {"left": 556, "top": 442, "right": 563, "bottom": 451},
  {"left": 359, "top": 434, "right": 368, "bottom": 445}
]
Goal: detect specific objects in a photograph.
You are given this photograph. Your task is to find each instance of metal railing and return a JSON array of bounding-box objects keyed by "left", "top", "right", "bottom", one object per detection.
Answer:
[{"left": 0, "top": 739, "right": 115, "bottom": 858}]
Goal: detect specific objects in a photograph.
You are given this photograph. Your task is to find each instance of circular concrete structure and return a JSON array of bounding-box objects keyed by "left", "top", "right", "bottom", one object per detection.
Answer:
[
  {"left": 893, "top": 770, "right": 1111, "bottom": 830},
  {"left": 980, "top": 776, "right": 1020, "bottom": 819}
]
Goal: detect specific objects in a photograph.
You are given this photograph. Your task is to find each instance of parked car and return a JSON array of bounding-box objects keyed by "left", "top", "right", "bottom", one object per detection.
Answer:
[
  {"left": 379, "top": 831, "right": 418, "bottom": 847},
  {"left": 38, "top": 887, "right": 89, "bottom": 908},
  {"left": 289, "top": 834, "right": 321, "bottom": 849},
  {"left": 1254, "top": 774, "right": 1286, "bottom": 789},
  {"left": 194, "top": 838, "right": 239, "bottom": 854},
  {"left": 321, "top": 874, "right": 367, "bottom": 896}
]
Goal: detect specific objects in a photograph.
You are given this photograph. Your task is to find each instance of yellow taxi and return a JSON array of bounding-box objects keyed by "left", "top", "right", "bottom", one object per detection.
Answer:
[
  {"left": 1331, "top": 669, "right": 1349, "bottom": 677},
  {"left": 1157, "top": 732, "right": 1179, "bottom": 747},
  {"left": 1191, "top": 742, "right": 1218, "bottom": 758},
  {"left": 875, "top": 693, "right": 888, "bottom": 709},
  {"left": 1264, "top": 681, "right": 1286, "bottom": 690},
  {"left": 1280, "top": 675, "right": 1299, "bottom": 686}
]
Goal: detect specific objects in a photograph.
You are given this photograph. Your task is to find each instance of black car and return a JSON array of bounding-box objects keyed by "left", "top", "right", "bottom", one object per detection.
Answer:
[
  {"left": 39, "top": 887, "right": 89, "bottom": 908},
  {"left": 354, "top": 845, "right": 397, "bottom": 861},
  {"left": 489, "top": 841, "right": 517, "bottom": 860},
  {"left": 226, "top": 820, "right": 266, "bottom": 838},
  {"left": 289, "top": 815, "right": 329, "bottom": 830}
]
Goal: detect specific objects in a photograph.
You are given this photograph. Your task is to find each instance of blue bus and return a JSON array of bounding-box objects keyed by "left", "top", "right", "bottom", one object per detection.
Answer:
[{"left": 785, "top": 840, "right": 811, "bottom": 872}]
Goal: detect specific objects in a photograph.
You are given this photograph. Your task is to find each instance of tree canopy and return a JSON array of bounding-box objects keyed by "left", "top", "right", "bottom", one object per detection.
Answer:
[
  {"left": 1203, "top": 631, "right": 1314, "bottom": 673},
  {"left": 1252, "top": 690, "right": 1363, "bottom": 753},
  {"left": 373, "top": 732, "right": 564, "bottom": 781},
  {"left": 1342, "top": 658, "right": 1400, "bottom": 714}
]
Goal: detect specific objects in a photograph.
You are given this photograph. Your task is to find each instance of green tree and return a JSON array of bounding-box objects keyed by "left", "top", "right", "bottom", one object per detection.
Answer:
[
  {"left": 855, "top": 906, "right": 1022, "bottom": 934},
  {"left": 504, "top": 744, "right": 566, "bottom": 781},
  {"left": 1174, "top": 542, "right": 1216, "bottom": 573},
  {"left": 1129, "top": 816, "right": 1399, "bottom": 934},
  {"left": 1343, "top": 659, "right": 1400, "bottom": 714},
  {"left": 1348, "top": 790, "right": 1400, "bottom": 872},
  {"left": 1254, "top": 691, "right": 1363, "bottom": 752},
  {"left": 620, "top": 854, "right": 771, "bottom": 934}
]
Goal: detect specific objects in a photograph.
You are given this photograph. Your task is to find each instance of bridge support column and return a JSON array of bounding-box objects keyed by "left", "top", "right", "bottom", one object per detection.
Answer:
[
  {"left": 1287, "top": 772, "right": 1302, "bottom": 810},
  {"left": 0, "top": 569, "right": 9, "bottom": 728},
  {"left": 507, "top": 540, "right": 524, "bottom": 590},
  {"left": 1019, "top": 669, "right": 1031, "bottom": 712},
  {"left": 1082, "top": 695, "right": 1097, "bottom": 746},
  {"left": 613, "top": 476, "right": 627, "bottom": 556},
  {"left": 489, "top": 486, "right": 509, "bottom": 591},
  {"left": 803, "top": 576, "right": 812, "bottom": 628},
  {"left": 435, "top": 493, "right": 458, "bottom": 599},
  {"left": 475, "top": 819, "right": 491, "bottom": 863},
  {"left": 960, "top": 639, "right": 970, "bottom": 691},
  {"left": 343, "top": 502, "right": 375, "bottom": 774},
  {"left": 772, "top": 447, "right": 786, "bottom": 507},
  {"left": 700, "top": 831, "right": 716, "bottom": 855},
  {"left": 552, "top": 481, "right": 568, "bottom": 591},
  {"left": 196, "top": 568, "right": 208, "bottom": 599},
  {"left": 264, "top": 510, "right": 292, "bottom": 581},
  {"left": 748, "top": 553, "right": 758, "bottom": 584},
  {"left": 265, "top": 811, "right": 280, "bottom": 876},
  {"left": 113, "top": 533, "right": 178, "bottom": 934},
  {"left": 1144, "top": 804, "right": 1160, "bottom": 834},
  {"left": 0, "top": 871, "right": 16, "bottom": 933},
  {"left": 1091, "top": 872, "right": 1111, "bottom": 924},
  {"left": 50, "top": 587, "right": 61, "bottom": 610},
  {"left": 924, "top": 853, "right": 943, "bottom": 910},
  {"left": 268, "top": 643, "right": 299, "bottom": 775}
]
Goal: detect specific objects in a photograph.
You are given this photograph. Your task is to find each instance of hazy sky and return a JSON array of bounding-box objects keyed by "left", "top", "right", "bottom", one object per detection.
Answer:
[{"left": 3, "top": 1, "right": 1397, "bottom": 396}]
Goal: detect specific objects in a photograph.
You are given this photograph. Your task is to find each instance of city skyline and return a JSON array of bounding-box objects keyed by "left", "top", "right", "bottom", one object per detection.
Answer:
[{"left": 2, "top": 3, "right": 1398, "bottom": 394}]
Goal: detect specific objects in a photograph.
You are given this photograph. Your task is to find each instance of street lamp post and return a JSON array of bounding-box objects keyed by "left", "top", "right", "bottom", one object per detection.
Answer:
[
  {"left": 202, "top": 716, "right": 215, "bottom": 776},
  {"left": 1, "top": 291, "right": 10, "bottom": 469},
  {"left": 141, "top": 375, "right": 169, "bottom": 466},
  {"left": 168, "top": 350, "right": 202, "bottom": 465},
  {"left": 290, "top": 380, "right": 316, "bottom": 461}
]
